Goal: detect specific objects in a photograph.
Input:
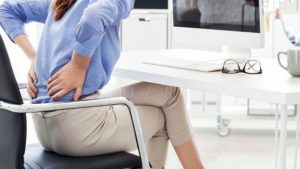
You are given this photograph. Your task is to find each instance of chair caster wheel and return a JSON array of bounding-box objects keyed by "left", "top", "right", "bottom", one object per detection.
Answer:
[
  {"left": 218, "top": 125, "right": 230, "bottom": 137},
  {"left": 217, "top": 117, "right": 231, "bottom": 137}
]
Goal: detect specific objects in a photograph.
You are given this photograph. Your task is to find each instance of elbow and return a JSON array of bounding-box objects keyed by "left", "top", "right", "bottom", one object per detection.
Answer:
[
  {"left": 0, "top": 1, "right": 9, "bottom": 21},
  {"left": 79, "top": 0, "right": 135, "bottom": 33},
  {"left": 117, "top": 0, "right": 135, "bottom": 19},
  {"left": 79, "top": 9, "right": 104, "bottom": 34},
  {"left": 0, "top": 0, "right": 14, "bottom": 15},
  {"left": 0, "top": 0, "right": 26, "bottom": 22}
]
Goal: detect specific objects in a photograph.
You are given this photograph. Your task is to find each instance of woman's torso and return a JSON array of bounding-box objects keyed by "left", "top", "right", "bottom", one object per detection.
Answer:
[{"left": 33, "top": 0, "right": 121, "bottom": 103}]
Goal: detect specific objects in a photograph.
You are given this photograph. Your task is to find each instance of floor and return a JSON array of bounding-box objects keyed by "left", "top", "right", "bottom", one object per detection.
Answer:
[
  {"left": 164, "top": 105, "right": 300, "bottom": 169},
  {"left": 165, "top": 128, "right": 299, "bottom": 169}
]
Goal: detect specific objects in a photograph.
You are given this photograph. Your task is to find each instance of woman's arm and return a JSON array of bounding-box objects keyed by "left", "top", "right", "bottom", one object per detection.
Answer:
[
  {"left": 74, "top": 0, "right": 135, "bottom": 57},
  {"left": 0, "top": 0, "right": 50, "bottom": 41},
  {"left": 0, "top": 0, "right": 51, "bottom": 98},
  {"left": 14, "top": 35, "right": 38, "bottom": 98},
  {"left": 14, "top": 35, "right": 36, "bottom": 61}
]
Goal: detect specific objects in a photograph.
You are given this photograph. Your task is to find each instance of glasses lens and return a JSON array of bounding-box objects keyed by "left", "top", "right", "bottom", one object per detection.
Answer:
[
  {"left": 222, "top": 60, "right": 240, "bottom": 74},
  {"left": 244, "top": 60, "right": 261, "bottom": 74}
]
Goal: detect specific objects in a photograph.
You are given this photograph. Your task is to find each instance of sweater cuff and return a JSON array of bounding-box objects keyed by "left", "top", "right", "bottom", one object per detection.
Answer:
[
  {"left": 73, "top": 33, "right": 104, "bottom": 57},
  {"left": 8, "top": 28, "right": 26, "bottom": 42},
  {"left": 73, "top": 41, "right": 94, "bottom": 58},
  {"left": 73, "top": 20, "right": 105, "bottom": 58}
]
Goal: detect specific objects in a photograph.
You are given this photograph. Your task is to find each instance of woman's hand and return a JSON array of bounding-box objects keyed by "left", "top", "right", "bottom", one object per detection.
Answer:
[
  {"left": 27, "top": 61, "right": 38, "bottom": 99},
  {"left": 13, "top": 35, "right": 38, "bottom": 99},
  {"left": 47, "top": 52, "right": 91, "bottom": 101}
]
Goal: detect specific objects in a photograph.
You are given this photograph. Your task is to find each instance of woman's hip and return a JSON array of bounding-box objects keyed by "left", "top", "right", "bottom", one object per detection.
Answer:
[{"left": 32, "top": 105, "right": 118, "bottom": 156}]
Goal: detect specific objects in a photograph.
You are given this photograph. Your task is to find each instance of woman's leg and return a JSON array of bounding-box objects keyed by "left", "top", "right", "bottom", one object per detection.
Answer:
[
  {"left": 175, "top": 139, "right": 205, "bottom": 169},
  {"left": 32, "top": 100, "right": 169, "bottom": 168},
  {"left": 103, "top": 82, "right": 205, "bottom": 169},
  {"left": 146, "top": 124, "right": 169, "bottom": 168}
]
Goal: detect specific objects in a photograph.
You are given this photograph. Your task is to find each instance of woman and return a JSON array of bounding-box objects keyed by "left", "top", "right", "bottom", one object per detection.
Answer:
[{"left": 0, "top": 0, "right": 205, "bottom": 168}]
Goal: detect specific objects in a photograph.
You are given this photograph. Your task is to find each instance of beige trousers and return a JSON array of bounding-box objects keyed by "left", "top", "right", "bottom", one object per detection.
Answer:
[{"left": 32, "top": 82, "right": 193, "bottom": 169}]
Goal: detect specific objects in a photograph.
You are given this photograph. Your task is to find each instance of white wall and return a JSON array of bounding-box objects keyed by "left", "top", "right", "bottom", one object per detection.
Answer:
[{"left": 0, "top": 24, "right": 39, "bottom": 83}]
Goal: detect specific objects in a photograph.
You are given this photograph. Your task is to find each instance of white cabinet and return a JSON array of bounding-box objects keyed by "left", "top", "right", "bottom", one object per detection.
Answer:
[{"left": 121, "top": 12, "right": 168, "bottom": 51}]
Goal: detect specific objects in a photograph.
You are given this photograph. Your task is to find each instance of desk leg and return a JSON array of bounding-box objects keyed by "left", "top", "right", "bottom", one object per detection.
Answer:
[
  {"left": 294, "top": 104, "right": 300, "bottom": 169},
  {"left": 274, "top": 104, "right": 279, "bottom": 169},
  {"left": 278, "top": 105, "right": 288, "bottom": 169}
]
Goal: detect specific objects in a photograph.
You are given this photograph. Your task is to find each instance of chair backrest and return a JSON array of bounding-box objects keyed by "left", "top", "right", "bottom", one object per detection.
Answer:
[{"left": 0, "top": 35, "right": 27, "bottom": 169}]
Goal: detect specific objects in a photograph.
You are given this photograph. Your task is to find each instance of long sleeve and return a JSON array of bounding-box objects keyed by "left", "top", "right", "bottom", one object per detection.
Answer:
[
  {"left": 0, "top": 0, "right": 51, "bottom": 40},
  {"left": 74, "top": 0, "right": 135, "bottom": 57}
]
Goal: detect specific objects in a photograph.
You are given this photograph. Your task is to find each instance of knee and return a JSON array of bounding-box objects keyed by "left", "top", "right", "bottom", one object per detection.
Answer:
[
  {"left": 172, "top": 86, "right": 182, "bottom": 97},
  {"left": 167, "top": 86, "right": 183, "bottom": 104}
]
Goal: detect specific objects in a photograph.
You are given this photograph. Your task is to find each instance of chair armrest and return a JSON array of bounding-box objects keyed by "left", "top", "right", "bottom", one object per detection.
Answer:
[
  {"left": 0, "top": 97, "right": 150, "bottom": 169},
  {"left": 0, "top": 97, "right": 130, "bottom": 113},
  {"left": 18, "top": 83, "right": 27, "bottom": 90}
]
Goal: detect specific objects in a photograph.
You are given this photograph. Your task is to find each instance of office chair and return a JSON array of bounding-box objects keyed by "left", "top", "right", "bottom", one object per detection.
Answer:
[{"left": 0, "top": 34, "right": 151, "bottom": 169}]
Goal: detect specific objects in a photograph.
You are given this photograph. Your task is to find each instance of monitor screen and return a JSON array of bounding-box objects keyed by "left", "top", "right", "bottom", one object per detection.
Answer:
[
  {"left": 173, "top": 0, "right": 260, "bottom": 33},
  {"left": 134, "top": 0, "right": 168, "bottom": 9}
]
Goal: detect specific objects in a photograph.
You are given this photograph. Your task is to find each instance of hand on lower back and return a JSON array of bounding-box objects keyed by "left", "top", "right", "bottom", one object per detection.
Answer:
[
  {"left": 13, "top": 35, "right": 38, "bottom": 99},
  {"left": 27, "top": 62, "right": 38, "bottom": 99},
  {"left": 47, "top": 53, "right": 90, "bottom": 101}
]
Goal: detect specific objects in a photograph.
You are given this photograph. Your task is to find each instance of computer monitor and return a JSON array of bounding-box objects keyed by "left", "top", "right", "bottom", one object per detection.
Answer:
[{"left": 172, "top": 0, "right": 265, "bottom": 59}]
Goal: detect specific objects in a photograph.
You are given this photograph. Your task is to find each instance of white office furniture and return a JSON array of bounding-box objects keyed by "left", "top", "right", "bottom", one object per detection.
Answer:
[
  {"left": 118, "top": 2, "right": 285, "bottom": 117},
  {"left": 113, "top": 49, "right": 300, "bottom": 169},
  {"left": 121, "top": 10, "right": 169, "bottom": 51},
  {"left": 143, "top": 56, "right": 225, "bottom": 71}
]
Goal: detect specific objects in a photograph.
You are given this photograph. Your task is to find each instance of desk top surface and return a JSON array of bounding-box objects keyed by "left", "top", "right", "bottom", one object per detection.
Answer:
[{"left": 113, "top": 49, "right": 300, "bottom": 104}]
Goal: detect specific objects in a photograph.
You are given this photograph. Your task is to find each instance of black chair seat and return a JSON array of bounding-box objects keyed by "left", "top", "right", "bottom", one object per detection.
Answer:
[{"left": 24, "top": 144, "right": 142, "bottom": 169}]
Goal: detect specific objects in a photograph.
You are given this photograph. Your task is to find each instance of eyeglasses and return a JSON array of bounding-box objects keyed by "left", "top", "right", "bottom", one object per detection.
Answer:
[{"left": 222, "top": 59, "right": 262, "bottom": 74}]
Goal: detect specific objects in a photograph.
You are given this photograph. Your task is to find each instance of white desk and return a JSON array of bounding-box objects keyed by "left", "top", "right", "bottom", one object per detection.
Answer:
[{"left": 113, "top": 49, "right": 300, "bottom": 169}]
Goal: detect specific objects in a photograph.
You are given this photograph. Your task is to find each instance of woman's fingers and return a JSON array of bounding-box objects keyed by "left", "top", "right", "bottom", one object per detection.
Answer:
[
  {"left": 27, "top": 75, "right": 38, "bottom": 98},
  {"left": 27, "top": 82, "right": 36, "bottom": 98},
  {"left": 73, "top": 87, "right": 82, "bottom": 101},
  {"left": 28, "top": 79, "right": 38, "bottom": 93},
  {"left": 48, "top": 72, "right": 60, "bottom": 84},
  {"left": 27, "top": 62, "right": 38, "bottom": 99},
  {"left": 47, "top": 78, "right": 61, "bottom": 92},
  {"left": 29, "top": 70, "right": 38, "bottom": 84},
  {"left": 48, "top": 84, "right": 63, "bottom": 96},
  {"left": 52, "top": 89, "right": 68, "bottom": 100},
  {"left": 27, "top": 87, "right": 35, "bottom": 98}
]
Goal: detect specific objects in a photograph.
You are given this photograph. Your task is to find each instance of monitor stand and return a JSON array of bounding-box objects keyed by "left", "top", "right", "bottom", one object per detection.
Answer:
[{"left": 222, "top": 46, "right": 251, "bottom": 63}]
